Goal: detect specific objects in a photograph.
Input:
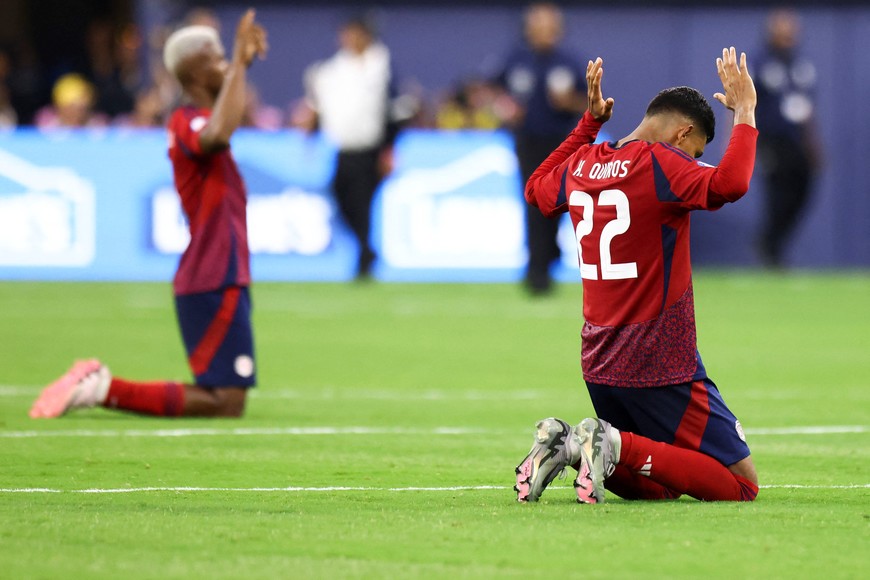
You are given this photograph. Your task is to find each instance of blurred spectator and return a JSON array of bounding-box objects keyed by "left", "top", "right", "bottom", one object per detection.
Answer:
[
  {"left": 144, "top": 23, "right": 182, "bottom": 120},
  {"left": 287, "top": 96, "right": 316, "bottom": 130},
  {"left": 183, "top": 6, "right": 222, "bottom": 31},
  {"left": 754, "top": 9, "right": 822, "bottom": 268},
  {"left": 115, "top": 23, "right": 147, "bottom": 102},
  {"left": 85, "top": 19, "right": 136, "bottom": 118},
  {"left": 436, "top": 79, "right": 514, "bottom": 130},
  {"left": 35, "top": 73, "right": 107, "bottom": 128},
  {"left": 4, "top": 40, "right": 44, "bottom": 125},
  {"left": 0, "top": 47, "right": 18, "bottom": 128},
  {"left": 494, "top": 2, "right": 587, "bottom": 294},
  {"left": 301, "top": 15, "right": 403, "bottom": 279},
  {"left": 114, "top": 85, "right": 165, "bottom": 127},
  {"left": 0, "top": 90, "right": 15, "bottom": 128},
  {"left": 242, "top": 86, "right": 284, "bottom": 130},
  {"left": 392, "top": 79, "right": 429, "bottom": 129}
]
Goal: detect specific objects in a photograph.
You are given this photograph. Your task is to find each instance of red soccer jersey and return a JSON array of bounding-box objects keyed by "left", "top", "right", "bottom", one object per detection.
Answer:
[
  {"left": 167, "top": 106, "right": 251, "bottom": 295},
  {"left": 527, "top": 117, "right": 757, "bottom": 387}
]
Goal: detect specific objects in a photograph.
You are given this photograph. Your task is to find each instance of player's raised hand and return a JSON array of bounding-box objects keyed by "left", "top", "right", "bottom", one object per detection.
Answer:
[
  {"left": 233, "top": 9, "right": 269, "bottom": 67},
  {"left": 713, "top": 47, "right": 756, "bottom": 126},
  {"left": 586, "top": 57, "right": 614, "bottom": 122}
]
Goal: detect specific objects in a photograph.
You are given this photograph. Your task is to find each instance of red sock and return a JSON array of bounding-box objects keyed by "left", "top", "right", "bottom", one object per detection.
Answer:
[
  {"left": 619, "top": 432, "right": 757, "bottom": 501},
  {"left": 104, "top": 378, "right": 186, "bottom": 417},
  {"left": 605, "top": 465, "right": 681, "bottom": 500}
]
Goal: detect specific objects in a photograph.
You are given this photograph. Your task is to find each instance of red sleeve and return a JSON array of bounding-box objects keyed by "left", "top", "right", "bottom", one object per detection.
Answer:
[
  {"left": 525, "top": 111, "right": 604, "bottom": 218},
  {"left": 169, "top": 108, "right": 210, "bottom": 158},
  {"left": 654, "top": 123, "right": 758, "bottom": 212},
  {"left": 708, "top": 124, "right": 758, "bottom": 204}
]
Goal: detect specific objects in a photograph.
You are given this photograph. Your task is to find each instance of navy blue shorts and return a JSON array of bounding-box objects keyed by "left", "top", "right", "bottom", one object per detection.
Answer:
[
  {"left": 175, "top": 286, "right": 256, "bottom": 388},
  {"left": 585, "top": 378, "right": 750, "bottom": 466}
]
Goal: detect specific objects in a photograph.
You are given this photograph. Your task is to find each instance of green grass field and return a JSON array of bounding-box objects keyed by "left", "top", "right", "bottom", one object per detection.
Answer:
[{"left": 1, "top": 273, "right": 868, "bottom": 578}]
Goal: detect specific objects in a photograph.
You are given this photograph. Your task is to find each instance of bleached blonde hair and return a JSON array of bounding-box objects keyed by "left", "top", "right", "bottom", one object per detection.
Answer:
[{"left": 162, "top": 25, "right": 222, "bottom": 79}]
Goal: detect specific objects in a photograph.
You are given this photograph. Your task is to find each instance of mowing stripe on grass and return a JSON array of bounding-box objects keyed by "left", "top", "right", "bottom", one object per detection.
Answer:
[
  {"left": 0, "top": 484, "right": 867, "bottom": 494},
  {"left": 0, "top": 425, "right": 866, "bottom": 438},
  {"left": 4, "top": 386, "right": 868, "bottom": 407},
  {"left": 1, "top": 385, "right": 550, "bottom": 400},
  {"left": 0, "top": 426, "right": 491, "bottom": 438}
]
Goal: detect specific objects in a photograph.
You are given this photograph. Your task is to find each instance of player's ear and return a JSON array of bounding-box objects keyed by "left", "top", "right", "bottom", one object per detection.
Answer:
[{"left": 677, "top": 124, "right": 695, "bottom": 144}]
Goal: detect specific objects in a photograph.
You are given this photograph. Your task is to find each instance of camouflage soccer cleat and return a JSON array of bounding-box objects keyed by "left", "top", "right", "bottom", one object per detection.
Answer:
[
  {"left": 514, "top": 417, "right": 581, "bottom": 502},
  {"left": 29, "top": 359, "right": 112, "bottom": 418},
  {"left": 573, "top": 417, "right": 621, "bottom": 504}
]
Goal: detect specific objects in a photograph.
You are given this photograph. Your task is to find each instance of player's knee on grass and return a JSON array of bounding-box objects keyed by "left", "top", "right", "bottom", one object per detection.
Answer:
[
  {"left": 728, "top": 457, "right": 759, "bottom": 501},
  {"left": 728, "top": 456, "right": 758, "bottom": 487},
  {"left": 185, "top": 386, "right": 248, "bottom": 417}
]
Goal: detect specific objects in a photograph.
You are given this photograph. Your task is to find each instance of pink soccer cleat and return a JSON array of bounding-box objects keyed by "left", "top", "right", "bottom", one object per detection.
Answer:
[
  {"left": 29, "top": 359, "right": 112, "bottom": 418},
  {"left": 573, "top": 417, "right": 621, "bottom": 504},
  {"left": 514, "top": 417, "right": 581, "bottom": 502},
  {"left": 573, "top": 458, "right": 599, "bottom": 504}
]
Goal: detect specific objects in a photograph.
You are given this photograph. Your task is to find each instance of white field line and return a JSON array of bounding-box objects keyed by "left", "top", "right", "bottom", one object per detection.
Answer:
[
  {"left": 0, "top": 425, "right": 866, "bottom": 439},
  {"left": 747, "top": 426, "right": 868, "bottom": 435},
  {"left": 0, "top": 484, "right": 867, "bottom": 494}
]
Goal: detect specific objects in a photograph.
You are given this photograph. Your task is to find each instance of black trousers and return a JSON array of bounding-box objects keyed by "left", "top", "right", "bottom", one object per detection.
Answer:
[
  {"left": 515, "top": 133, "right": 566, "bottom": 291},
  {"left": 334, "top": 148, "right": 380, "bottom": 276},
  {"left": 758, "top": 137, "right": 815, "bottom": 266}
]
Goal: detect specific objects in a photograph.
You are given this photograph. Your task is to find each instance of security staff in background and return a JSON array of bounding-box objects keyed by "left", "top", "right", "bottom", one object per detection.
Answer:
[
  {"left": 754, "top": 9, "right": 822, "bottom": 268},
  {"left": 496, "top": 3, "right": 586, "bottom": 294}
]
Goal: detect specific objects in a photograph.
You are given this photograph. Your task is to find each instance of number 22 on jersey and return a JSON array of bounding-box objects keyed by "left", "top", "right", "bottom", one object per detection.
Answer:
[{"left": 570, "top": 189, "right": 638, "bottom": 280}]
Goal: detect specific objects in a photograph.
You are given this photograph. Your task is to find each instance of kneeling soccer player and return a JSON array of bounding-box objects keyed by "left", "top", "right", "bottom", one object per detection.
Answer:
[
  {"left": 514, "top": 49, "right": 759, "bottom": 503},
  {"left": 30, "top": 11, "right": 268, "bottom": 419}
]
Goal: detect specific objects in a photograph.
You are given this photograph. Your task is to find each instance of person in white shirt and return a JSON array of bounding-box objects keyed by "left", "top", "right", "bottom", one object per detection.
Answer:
[{"left": 302, "top": 16, "right": 396, "bottom": 279}]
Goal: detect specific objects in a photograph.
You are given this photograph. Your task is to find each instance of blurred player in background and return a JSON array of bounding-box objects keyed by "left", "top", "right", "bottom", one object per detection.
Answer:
[
  {"left": 299, "top": 15, "right": 398, "bottom": 280},
  {"left": 755, "top": 9, "right": 821, "bottom": 268},
  {"left": 514, "top": 48, "right": 760, "bottom": 503},
  {"left": 495, "top": 2, "right": 587, "bottom": 295},
  {"left": 30, "top": 9, "right": 268, "bottom": 419}
]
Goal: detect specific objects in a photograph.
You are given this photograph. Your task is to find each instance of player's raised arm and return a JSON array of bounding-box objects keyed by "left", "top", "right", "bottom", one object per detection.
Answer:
[
  {"left": 586, "top": 57, "right": 614, "bottom": 123},
  {"left": 705, "top": 47, "right": 759, "bottom": 204},
  {"left": 713, "top": 47, "right": 756, "bottom": 128},
  {"left": 200, "top": 9, "right": 269, "bottom": 152}
]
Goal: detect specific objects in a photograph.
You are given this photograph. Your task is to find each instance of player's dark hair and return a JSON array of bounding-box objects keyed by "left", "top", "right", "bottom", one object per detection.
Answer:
[{"left": 645, "top": 86, "right": 716, "bottom": 144}]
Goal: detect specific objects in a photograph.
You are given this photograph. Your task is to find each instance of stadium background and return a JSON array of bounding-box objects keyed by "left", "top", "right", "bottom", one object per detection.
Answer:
[
  {"left": 0, "top": 1, "right": 867, "bottom": 282},
  {"left": 1, "top": 4, "right": 867, "bottom": 577}
]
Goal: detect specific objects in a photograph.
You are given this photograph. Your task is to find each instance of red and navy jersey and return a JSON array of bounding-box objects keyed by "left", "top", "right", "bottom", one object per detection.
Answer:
[
  {"left": 167, "top": 106, "right": 250, "bottom": 296},
  {"left": 527, "top": 114, "right": 757, "bottom": 387}
]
